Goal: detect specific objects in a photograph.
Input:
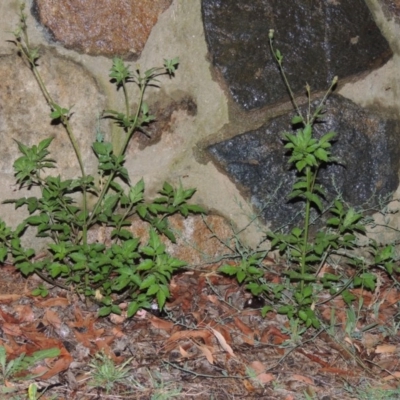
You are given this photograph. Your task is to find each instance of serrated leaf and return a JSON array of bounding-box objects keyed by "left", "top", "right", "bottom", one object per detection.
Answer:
[
  {"left": 291, "top": 115, "right": 303, "bottom": 125},
  {"left": 140, "top": 274, "right": 156, "bottom": 289}
]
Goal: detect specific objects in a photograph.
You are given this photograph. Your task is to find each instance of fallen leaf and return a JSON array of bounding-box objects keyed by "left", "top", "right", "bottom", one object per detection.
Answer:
[
  {"left": 0, "top": 294, "right": 21, "bottom": 303},
  {"left": 39, "top": 347, "right": 73, "bottom": 380},
  {"left": 109, "top": 313, "right": 127, "bottom": 324},
  {"left": 383, "top": 371, "right": 400, "bottom": 381},
  {"left": 36, "top": 297, "right": 69, "bottom": 308},
  {"left": 291, "top": 374, "right": 314, "bottom": 385},
  {"left": 166, "top": 330, "right": 213, "bottom": 347},
  {"left": 197, "top": 344, "right": 214, "bottom": 364},
  {"left": 179, "top": 346, "right": 190, "bottom": 358},
  {"left": 375, "top": 344, "right": 397, "bottom": 354},
  {"left": 1, "top": 323, "right": 22, "bottom": 336},
  {"left": 111, "top": 327, "right": 125, "bottom": 338},
  {"left": 242, "top": 379, "right": 256, "bottom": 392},
  {"left": 249, "top": 361, "right": 266, "bottom": 375},
  {"left": 13, "top": 305, "right": 34, "bottom": 322},
  {"left": 255, "top": 373, "right": 275, "bottom": 384},
  {"left": 150, "top": 316, "right": 174, "bottom": 332},
  {"left": 234, "top": 317, "right": 254, "bottom": 345},
  {"left": 210, "top": 327, "right": 236, "bottom": 357},
  {"left": 43, "top": 309, "right": 62, "bottom": 330}
]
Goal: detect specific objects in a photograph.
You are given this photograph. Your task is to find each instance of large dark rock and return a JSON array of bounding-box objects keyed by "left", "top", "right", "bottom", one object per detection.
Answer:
[
  {"left": 202, "top": 0, "right": 392, "bottom": 110},
  {"left": 208, "top": 95, "right": 400, "bottom": 230}
]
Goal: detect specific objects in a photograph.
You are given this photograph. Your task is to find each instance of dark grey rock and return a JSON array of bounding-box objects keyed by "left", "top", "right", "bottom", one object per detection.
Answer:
[
  {"left": 208, "top": 95, "right": 400, "bottom": 230},
  {"left": 202, "top": 0, "right": 392, "bottom": 110}
]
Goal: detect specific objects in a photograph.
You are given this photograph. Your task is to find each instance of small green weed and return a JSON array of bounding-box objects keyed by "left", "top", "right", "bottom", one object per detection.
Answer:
[
  {"left": 0, "top": 345, "right": 60, "bottom": 396},
  {"left": 344, "top": 381, "right": 400, "bottom": 400},
  {"left": 87, "top": 351, "right": 132, "bottom": 394},
  {"left": 0, "top": 3, "right": 205, "bottom": 318}
]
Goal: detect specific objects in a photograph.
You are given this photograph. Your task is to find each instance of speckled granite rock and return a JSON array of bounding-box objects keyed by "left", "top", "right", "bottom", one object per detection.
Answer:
[
  {"left": 208, "top": 95, "right": 400, "bottom": 229},
  {"left": 202, "top": 0, "right": 392, "bottom": 110},
  {"left": 32, "top": 0, "right": 172, "bottom": 58}
]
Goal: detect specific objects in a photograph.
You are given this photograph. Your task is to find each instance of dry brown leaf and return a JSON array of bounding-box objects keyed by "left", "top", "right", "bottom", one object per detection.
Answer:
[
  {"left": 383, "top": 371, "right": 400, "bottom": 381},
  {"left": 234, "top": 317, "right": 254, "bottom": 345},
  {"left": 249, "top": 360, "right": 266, "bottom": 375},
  {"left": 375, "top": 344, "right": 397, "bottom": 354},
  {"left": 111, "top": 327, "right": 125, "bottom": 338},
  {"left": 255, "top": 373, "right": 275, "bottom": 384},
  {"left": 234, "top": 317, "right": 253, "bottom": 336},
  {"left": 109, "top": 313, "right": 127, "bottom": 324},
  {"left": 207, "top": 294, "right": 219, "bottom": 304},
  {"left": 210, "top": 327, "right": 236, "bottom": 357},
  {"left": 13, "top": 305, "right": 34, "bottom": 322},
  {"left": 43, "top": 309, "right": 62, "bottom": 330},
  {"left": 291, "top": 374, "right": 314, "bottom": 385},
  {"left": 2, "top": 323, "right": 22, "bottom": 337},
  {"left": 39, "top": 347, "right": 73, "bottom": 380},
  {"left": 150, "top": 316, "right": 174, "bottom": 332},
  {"left": 0, "top": 294, "right": 21, "bottom": 303},
  {"left": 197, "top": 344, "right": 214, "bottom": 364},
  {"left": 179, "top": 345, "right": 190, "bottom": 358},
  {"left": 36, "top": 297, "right": 69, "bottom": 308},
  {"left": 242, "top": 379, "right": 256, "bottom": 392},
  {"left": 167, "top": 330, "right": 212, "bottom": 345}
]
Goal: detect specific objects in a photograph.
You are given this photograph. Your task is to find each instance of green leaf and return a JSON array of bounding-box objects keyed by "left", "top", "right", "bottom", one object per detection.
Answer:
[
  {"left": 127, "top": 301, "right": 140, "bottom": 318},
  {"left": 146, "top": 284, "right": 159, "bottom": 296},
  {"left": 93, "top": 141, "right": 113, "bottom": 156},
  {"left": 315, "top": 147, "right": 328, "bottom": 162},
  {"left": 319, "top": 131, "right": 336, "bottom": 144},
  {"left": 218, "top": 264, "right": 238, "bottom": 276},
  {"left": 137, "top": 259, "right": 154, "bottom": 271},
  {"left": 291, "top": 115, "right": 303, "bottom": 125},
  {"left": 140, "top": 274, "right": 156, "bottom": 289},
  {"left": 157, "top": 287, "right": 167, "bottom": 308},
  {"left": 129, "top": 178, "right": 145, "bottom": 204},
  {"left": 304, "top": 192, "right": 323, "bottom": 211},
  {"left": 37, "top": 137, "right": 54, "bottom": 153},
  {"left": 237, "top": 270, "right": 246, "bottom": 283},
  {"left": 98, "top": 306, "right": 112, "bottom": 317}
]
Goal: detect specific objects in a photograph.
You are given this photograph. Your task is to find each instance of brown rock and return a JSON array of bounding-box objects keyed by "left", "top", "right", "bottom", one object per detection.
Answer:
[
  {"left": 89, "top": 214, "right": 235, "bottom": 266},
  {"left": 32, "top": 0, "right": 172, "bottom": 58}
]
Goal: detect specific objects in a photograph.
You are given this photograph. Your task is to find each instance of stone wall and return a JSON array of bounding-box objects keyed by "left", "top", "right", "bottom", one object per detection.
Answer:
[{"left": 0, "top": 0, "right": 400, "bottom": 248}]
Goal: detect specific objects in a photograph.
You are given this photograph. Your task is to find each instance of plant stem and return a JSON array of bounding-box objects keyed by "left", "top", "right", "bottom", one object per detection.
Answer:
[{"left": 17, "top": 23, "right": 89, "bottom": 244}]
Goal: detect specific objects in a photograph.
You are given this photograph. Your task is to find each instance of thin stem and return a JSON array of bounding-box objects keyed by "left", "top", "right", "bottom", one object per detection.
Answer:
[
  {"left": 86, "top": 82, "right": 146, "bottom": 228},
  {"left": 269, "top": 32, "right": 304, "bottom": 122},
  {"left": 122, "top": 79, "right": 130, "bottom": 118},
  {"left": 16, "top": 20, "right": 89, "bottom": 244}
]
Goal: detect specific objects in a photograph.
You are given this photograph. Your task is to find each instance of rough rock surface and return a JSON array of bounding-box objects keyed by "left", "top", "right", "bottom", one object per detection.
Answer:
[
  {"left": 0, "top": 49, "right": 106, "bottom": 244},
  {"left": 202, "top": 0, "right": 392, "bottom": 110},
  {"left": 32, "top": 0, "right": 172, "bottom": 58},
  {"left": 208, "top": 95, "right": 400, "bottom": 229},
  {"left": 0, "top": 50, "right": 105, "bottom": 177},
  {"left": 380, "top": 0, "right": 400, "bottom": 19}
]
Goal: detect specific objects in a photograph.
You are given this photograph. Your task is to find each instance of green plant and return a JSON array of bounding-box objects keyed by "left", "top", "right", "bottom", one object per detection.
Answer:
[
  {"left": 0, "top": 3, "right": 205, "bottom": 317},
  {"left": 0, "top": 345, "right": 60, "bottom": 394},
  {"left": 146, "top": 370, "right": 182, "bottom": 400},
  {"left": 87, "top": 351, "right": 132, "bottom": 394},
  {"left": 344, "top": 381, "right": 400, "bottom": 400},
  {"left": 217, "top": 30, "right": 397, "bottom": 330}
]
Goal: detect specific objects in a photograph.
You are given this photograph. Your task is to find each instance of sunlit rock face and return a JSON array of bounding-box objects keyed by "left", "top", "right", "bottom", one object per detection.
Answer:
[
  {"left": 32, "top": 0, "right": 172, "bottom": 58},
  {"left": 201, "top": 0, "right": 392, "bottom": 110}
]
